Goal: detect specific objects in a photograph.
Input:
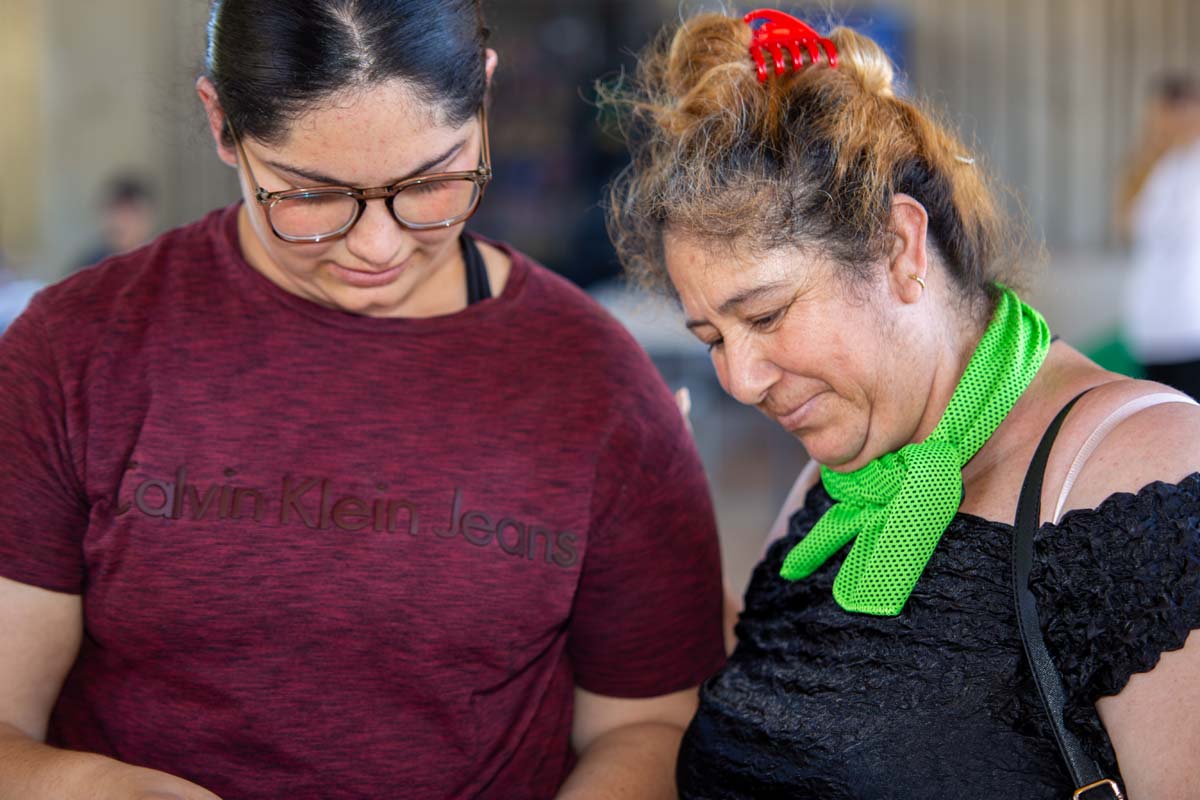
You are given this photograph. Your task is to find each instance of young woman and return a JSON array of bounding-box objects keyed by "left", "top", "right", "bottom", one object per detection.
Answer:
[
  {"left": 607, "top": 11, "right": 1200, "bottom": 798},
  {"left": 0, "top": 3, "right": 725, "bottom": 798}
]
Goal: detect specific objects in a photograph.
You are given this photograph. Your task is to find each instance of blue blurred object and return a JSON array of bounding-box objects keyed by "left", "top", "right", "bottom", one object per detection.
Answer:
[
  {"left": 793, "top": 4, "right": 910, "bottom": 90},
  {"left": 0, "top": 275, "right": 43, "bottom": 334}
]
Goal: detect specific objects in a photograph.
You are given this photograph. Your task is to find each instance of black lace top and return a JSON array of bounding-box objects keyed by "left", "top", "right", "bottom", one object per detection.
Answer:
[{"left": 678, "top": 474, "right": 1200, "bottom": 799}]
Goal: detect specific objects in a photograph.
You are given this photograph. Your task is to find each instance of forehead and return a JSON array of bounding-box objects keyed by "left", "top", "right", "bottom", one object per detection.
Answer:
[
  {"left": 263, "top": 80, "right": 472, "bottom": 179},
  {"left": 664, "top": 231, "right": 818, "bottom": 305}
]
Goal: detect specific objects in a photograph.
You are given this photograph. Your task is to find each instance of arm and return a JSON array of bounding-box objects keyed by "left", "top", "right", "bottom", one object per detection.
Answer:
[
  {"left": 0, "top": 576, "right": 222, "bottom": 800},
  {"left": 0, "top": 303, "right": 220, "bottom": 798},
  {"left": 1096, "top": 632, "right": 1200, "bottom": 800},
  {"left": 1057, "top": 396, "right": 1200, "bottom": 797},
  {"left": 556, "top": 686, "right": 699, "bottom": 800},
  {"left": 558, "top": 368, "right": 722, "bottom": 798}
]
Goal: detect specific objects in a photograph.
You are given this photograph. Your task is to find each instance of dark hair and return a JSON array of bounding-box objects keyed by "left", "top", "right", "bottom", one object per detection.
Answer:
[
  {"left": 1153, "top": 72, "right": 1200, "bottom": 107},
  {"left": 206, "top": 0, "right": 489, "bottom": 146},
  {"left": 102, "top": 174, "right": 154, "bottom": 207},
  {"left": 604, "top": 14, "right": 1026, "bottom": 316}
]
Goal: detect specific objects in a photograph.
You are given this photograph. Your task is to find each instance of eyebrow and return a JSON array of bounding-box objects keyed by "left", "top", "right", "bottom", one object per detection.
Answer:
[
  {"left": 263, "top": 136, "right": 470, "bottom": 188},
  {"left": 684, "top": 281, "right": 793, "bottom": 330}
]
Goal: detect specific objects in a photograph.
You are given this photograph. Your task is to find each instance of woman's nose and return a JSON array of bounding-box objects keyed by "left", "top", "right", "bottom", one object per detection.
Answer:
[
  {"left": 720, "top": 334, "right": 782, "bottom": 407},
  {"left": 343, "top": 199, "right": 409, "bottom": 267}
]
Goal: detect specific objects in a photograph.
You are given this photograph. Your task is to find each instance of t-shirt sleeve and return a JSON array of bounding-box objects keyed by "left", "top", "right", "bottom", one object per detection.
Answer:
[
  {"left": 1030, "top": 473, "right": 1200, "bottom": 765},
  {"left": 568, "top": 369, "right": 726, "bottom": 698},
  {"left": 0, "top": 300, "right": 88, "bottom": 593}
]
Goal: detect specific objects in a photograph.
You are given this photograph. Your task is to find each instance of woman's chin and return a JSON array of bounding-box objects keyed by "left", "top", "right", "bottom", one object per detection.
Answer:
[
  {"left": 795, "top": 428, "right": 869, "bottom": 472},
  {"left": 308, "top": 276, "right": 412, "bottom": 317}
]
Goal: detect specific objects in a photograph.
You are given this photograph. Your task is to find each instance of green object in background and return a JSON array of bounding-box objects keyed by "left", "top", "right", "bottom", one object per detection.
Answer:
[{"left": 1082, "top": 330, "right": 1145, "bottom": 379}]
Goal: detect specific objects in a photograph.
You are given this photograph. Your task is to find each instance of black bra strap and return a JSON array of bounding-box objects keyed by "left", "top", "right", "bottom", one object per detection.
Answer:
[
  {"left": 1013, "top": 388, "right": 1125, "bottom": 799},
  {"left": 461, "top": 234, "right": 492, "bottom": 305}
]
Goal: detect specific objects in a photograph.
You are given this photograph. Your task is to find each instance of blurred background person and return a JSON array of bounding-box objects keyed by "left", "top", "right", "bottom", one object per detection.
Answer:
[
  {"left": 68, "top": 173, "right": 157, "bottom": 274},
  {"left": 1118, "top": 73, "right": 1200, "bottom": 398}
]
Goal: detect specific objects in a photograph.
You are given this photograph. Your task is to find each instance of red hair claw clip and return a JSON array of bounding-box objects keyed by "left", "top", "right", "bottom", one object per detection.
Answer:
[{"left": 744, "top": 9, "right": 838, "bottom": 83}]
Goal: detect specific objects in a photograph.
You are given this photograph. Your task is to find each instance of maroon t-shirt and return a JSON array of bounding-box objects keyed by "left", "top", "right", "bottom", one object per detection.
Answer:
[{"left": 0, "top": 205, "right": 725, "bottom": 799}]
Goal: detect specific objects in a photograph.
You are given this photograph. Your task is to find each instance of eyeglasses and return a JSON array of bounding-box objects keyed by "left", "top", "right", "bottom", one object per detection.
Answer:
[{"left": 231, "top": 107, "right": 492, "bottom": 244}]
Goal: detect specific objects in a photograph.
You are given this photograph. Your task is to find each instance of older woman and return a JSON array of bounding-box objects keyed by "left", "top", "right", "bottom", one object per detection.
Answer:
[{"left": 606, "top": 10, "right": 1200, "bottom": 799}]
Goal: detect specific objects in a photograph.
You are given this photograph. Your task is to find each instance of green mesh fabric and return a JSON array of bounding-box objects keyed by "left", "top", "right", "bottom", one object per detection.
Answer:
[{"left": 779, "top": 287, "right": 1051, "bottom": 616}]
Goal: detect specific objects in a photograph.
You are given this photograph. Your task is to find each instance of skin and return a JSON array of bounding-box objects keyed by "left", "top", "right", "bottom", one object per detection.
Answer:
[
  {"left": 0, "top": 49, "right": 697, "bottom": 800},
  {"left": 196, "top": 60, "right": 510, "bottom": 320},
  {"left": 671, "top": 197, "right": 977, "bottom": 474},
  {"left": 0, "top": 580, "right": 222, "bottom": 799},
  {"left": 103, "top": 201, "right": 154, "bottom": 255},
  {"left": 668, "top": 194, "right": 1200, "bottom": 798}
]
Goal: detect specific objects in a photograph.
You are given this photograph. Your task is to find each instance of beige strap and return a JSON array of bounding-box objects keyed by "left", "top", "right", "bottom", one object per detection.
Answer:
[{"left": 1052, "top": 392, "right": 1198, "bottom": 523}]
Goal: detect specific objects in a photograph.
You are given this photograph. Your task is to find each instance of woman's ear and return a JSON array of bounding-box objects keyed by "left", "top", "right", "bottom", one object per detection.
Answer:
[
  {"left": 484, "top": 48, "right": 499, "bottom": 89},
  {"left": 886, "top": 193, "right": 930, "bottom": 304},
  {"left": 195, "top": 76, "right": 238, "bottom": 169}
]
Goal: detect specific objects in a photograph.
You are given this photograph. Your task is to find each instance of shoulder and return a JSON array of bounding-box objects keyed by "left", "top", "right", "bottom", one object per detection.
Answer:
[
  {"left": 1057, "top": 376, "right": 1200, "bottom": 516},
  {"left": 505, "top": 246, "right": 634, "bottom": 334},
  {"left": 1149, "top": 139, "right": 1200, "bottom": 187},
  {"left": 474, "top": 240, "right": 688, "bottom": 445},
  {"left": 1027, "top": 378, "right": 1200, "bottom": 789},
  {"left": 970, "top": 342, "right": 1197, "bottom": 523},
  {"left": 1179, "top": 138, "right": 1200, "bottom": 171},
  {"left": 492, "top": 241, "right": 664, "bottom": 378}
]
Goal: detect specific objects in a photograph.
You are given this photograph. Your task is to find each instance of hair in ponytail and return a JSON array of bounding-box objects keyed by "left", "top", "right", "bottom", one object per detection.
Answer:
[{"left": 603, "top": 13, "right": 1028, "bottom": 316}]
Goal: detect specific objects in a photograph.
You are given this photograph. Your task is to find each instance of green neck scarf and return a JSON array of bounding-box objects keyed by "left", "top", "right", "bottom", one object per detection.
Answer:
[{"left": 779, "top": 286, "right": 1051, "bottom": 616}]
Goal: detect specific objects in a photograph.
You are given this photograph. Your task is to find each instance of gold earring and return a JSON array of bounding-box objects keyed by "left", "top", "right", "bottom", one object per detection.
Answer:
[{"left": 909, "top": 273, "right": 926, "bottom": 290}]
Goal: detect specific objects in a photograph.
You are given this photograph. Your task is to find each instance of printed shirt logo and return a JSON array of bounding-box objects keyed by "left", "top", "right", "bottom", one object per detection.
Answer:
[{"left": 117, "top": 465, "right": 579, "bottom": 569}]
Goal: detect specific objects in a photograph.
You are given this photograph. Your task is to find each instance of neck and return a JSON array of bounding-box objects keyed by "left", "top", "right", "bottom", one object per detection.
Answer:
[{"left": 909, "top": 303, "right": 989, "bottom": 447}]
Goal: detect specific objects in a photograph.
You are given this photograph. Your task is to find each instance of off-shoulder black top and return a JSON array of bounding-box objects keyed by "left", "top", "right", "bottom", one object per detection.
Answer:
[{"left": 677, "top": 473, "right": 1200, "bottom": 799}]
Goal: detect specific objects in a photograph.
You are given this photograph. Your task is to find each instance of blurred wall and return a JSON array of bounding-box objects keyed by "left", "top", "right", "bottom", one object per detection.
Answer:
[
  {"left": 1, "top": 0, "right": 46, "bottom": 268},
  {"left": 889, "top": 0, "right": 1199, "bottom": 251},
  {"left": 0, "top": 0, "right": 236, "bottom": 278}
]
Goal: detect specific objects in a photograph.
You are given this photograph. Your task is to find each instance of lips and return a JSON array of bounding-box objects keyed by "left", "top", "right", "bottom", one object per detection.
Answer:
[
  {"left": 330, "top": 261, "right": 408, "bottom": 288},
  {"left": 772, "top": 391, "right": 826, "bottom": 432}
]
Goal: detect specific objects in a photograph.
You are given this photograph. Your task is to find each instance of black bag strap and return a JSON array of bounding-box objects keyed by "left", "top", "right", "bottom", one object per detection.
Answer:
[
  {"left": 1012, "top": 389, "right": 1125, "bottom": 800},
  {"left": 462, "top": 233, "right": 492, "bottom": 305}
]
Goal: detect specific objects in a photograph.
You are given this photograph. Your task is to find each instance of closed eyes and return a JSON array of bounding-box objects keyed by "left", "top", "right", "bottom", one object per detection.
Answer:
[
  {"left": 694, "top": 290, "right": 800, "bottom": 353},
  {"left": 749, "top": 308, "right": 785, "bottom": 330},
  {"left": 703, "top": 306, "right": 786, "bottom": 353}
]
